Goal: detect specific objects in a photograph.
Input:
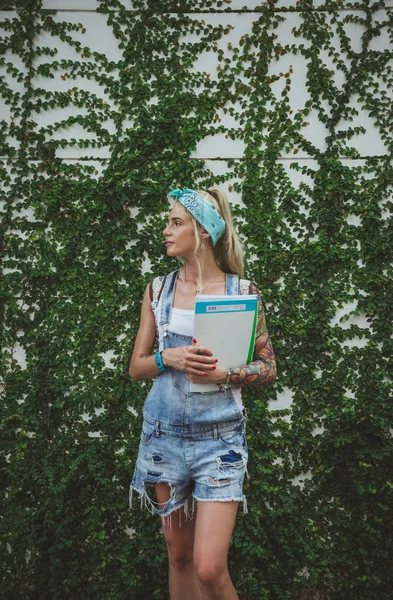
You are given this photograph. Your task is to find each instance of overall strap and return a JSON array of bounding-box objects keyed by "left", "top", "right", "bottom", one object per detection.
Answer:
[
  {"left": 225, "top": 273, "right": 239, "bottom": 295},
  {"left": 149, "top": 274, "right": 167, "bottom": 309},
  {"left": 159, "top": 269, "right": 180, "bottom": 337}
]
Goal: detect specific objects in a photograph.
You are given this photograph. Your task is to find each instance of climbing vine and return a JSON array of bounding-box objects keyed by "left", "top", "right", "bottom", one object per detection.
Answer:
[{"left": 1, "top": 0, "right": 392, "bottom": 599}]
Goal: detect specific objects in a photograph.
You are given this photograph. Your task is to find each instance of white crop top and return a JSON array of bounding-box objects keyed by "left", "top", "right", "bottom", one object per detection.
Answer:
[{"left": 168, "top": 307, "right": 194, "bottom": 337}]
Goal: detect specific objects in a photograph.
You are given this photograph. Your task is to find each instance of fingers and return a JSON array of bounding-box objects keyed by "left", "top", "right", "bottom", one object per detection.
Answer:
[
  {"left": 189, "top": 346, "right": 213, "bottom": 363},
  {"left": 188, "top": 348, "right": 217, "bottom": 369},
  {"left": 187, "top": 356, "right": 217, "bottom": 371},
  {"left": 186, "top": 369, "right": 210, "bottom": 379},
  {"left": 191, "top": 339, "right": 213, "bottom": 357},
  {"left": 182, "top": 343, "right": 217, "bottom": 373}
]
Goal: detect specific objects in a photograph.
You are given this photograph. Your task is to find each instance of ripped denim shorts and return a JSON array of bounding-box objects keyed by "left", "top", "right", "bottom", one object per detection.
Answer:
[{"left": 130, "top": 411, "right": 248, "bottom": 525}]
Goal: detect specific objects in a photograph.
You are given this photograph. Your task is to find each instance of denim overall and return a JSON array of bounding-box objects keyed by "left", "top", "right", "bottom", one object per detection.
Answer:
[{"left": 130, "top": 269, "right": 248, "bottom": 522}]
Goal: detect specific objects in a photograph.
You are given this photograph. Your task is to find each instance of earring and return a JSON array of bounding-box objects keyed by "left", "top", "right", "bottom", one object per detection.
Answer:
[{"left": 201, "top": 239, "right": 205, "bottom": 249}]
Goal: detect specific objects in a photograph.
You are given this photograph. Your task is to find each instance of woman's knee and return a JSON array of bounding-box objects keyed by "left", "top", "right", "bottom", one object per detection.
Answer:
[
  {"left": 163, "top": 517, "right": 195, "bottom": 572},
  {"left": 194, "top": 557, "right": 228, "bottom": 587},
  {"left": 166, "top": 538, "right": 193, "bottom": 571}
]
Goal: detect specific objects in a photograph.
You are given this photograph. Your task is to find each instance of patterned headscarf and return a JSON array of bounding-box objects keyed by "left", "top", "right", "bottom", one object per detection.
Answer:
[{"left": 168, "top": 187, "right": 226, "bottom": 246}]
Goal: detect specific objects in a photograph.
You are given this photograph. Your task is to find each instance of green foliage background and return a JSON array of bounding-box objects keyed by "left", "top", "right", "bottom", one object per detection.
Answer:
[{"left": 1, "top": 0, "right": 392, "bottom": 598}]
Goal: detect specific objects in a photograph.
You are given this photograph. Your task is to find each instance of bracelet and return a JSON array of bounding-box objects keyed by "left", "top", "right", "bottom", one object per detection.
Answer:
[
  {"left": 218, "top": 368, "right": 232, "bottom": 391},
  {"left": 154, "top": 351, "right": 166, "bottom": 373}
]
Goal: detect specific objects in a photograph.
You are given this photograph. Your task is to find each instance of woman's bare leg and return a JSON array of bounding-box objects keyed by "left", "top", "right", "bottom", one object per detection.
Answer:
[
  {"left": 155, "top": 483, "right": 202, "bottom": 600},
  {"left": 193, "top": 501, "right": 239, "bottom": 600}
]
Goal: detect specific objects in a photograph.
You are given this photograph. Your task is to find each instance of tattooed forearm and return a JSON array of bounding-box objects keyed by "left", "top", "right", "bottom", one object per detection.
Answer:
[
  {"left": 229, "top": 358, "right": 277, "bottom": 386},
  {"left": 229, "top": 281, "right": 277, "bottom": 387},
  {"left": 138, "top": 353, "right": 154, "bottom": 359}
]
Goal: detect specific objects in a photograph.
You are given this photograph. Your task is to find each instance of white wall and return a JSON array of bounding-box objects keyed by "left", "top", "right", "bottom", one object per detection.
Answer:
[{"left": 1, "top": 1, "right": 392, "bottom": 457}]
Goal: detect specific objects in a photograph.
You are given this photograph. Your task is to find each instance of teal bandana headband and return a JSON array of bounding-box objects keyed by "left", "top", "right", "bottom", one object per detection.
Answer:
[{"left": 168, "top": 187, "right": 226, "bottom": 246}]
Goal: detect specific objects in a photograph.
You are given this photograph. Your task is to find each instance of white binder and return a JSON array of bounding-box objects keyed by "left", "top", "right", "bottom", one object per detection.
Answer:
[{"left": 191, "top": 294, "right": 259, "bottom": 393}]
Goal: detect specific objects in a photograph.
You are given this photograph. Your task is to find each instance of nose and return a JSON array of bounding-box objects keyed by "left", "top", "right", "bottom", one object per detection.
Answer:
[{"left": 163, "top": 224, "right": 170, "bottom": 237}]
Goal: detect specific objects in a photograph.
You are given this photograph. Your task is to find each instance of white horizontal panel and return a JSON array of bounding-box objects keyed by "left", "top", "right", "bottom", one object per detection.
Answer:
[
  {"left": 185, "top": 12, "right": 250, "bottom": 81},
  {"left": 41, "top": 0, "right": 392, "bottom": 10},
  {"left": 32, "top": 72, "right": 115, "bottom": 104},
  {"left": 280, "top": 157, "right": 382, "bottom": 190},
  {"left": 369, "top": 9, "right": 393, "bottom": 50},
  {"left": 0, "top": 10, "right": 18, "bottom": 18},
  {"left": 0, "top": 99, "right": 11, "bottom": 122},
  {"left": 229, "top": 0, "right": 331, "bottom": 8},
  {"left": 0, "top": 13, "right": 29, "bottom": 95},
  {"left": 0, "top": 115, "right": 115, "bottom": 159},
  {"left": 28, "top": 9, "right": 123, "bottom": 156},
  {"left": 203, "top": 159, "right": 246, "bottom": 208},
  {"left": 3, "top": 156, "right": 377, "bottom": 171},
  {"left": 42, "top": 0, "right": 130, "bottom": 9},
  {"left": 189, "top": 11, "right": 391, "bottom": 158},
  {"left": 332, "top": 95, "right": 389, "bottom": 156},
  {"left": 273, "top": 0, "right": 364, "bottom": 8},
  {"left": 269, "top": 386, "right": 293, "bottom": 411},
  {"left": 192, "top": 131, "right": 245, "bottom": 160},
  {"left": 1, "top": 8, "right": 391, "bottom": 161},
  {"left": 0, "top": 12, "right": 28, "bottom": 154},
  {"left": 31, "top": 72, "right": 117, "bottom": 129},
  {"left": 51, "top": 134, "right": 113, "bottom": 158},
  {"left": 0, "top": 122, "right": 20, "bottom": 153},
  {"left": 42, "top": 0, "right": 98, "bottom": 8},
  {"left": 42, "top": 158, "right": 106, "bottom": 177},
  {"left": 34, "top": 11, "right": 123, "bottom": 64},
  {"left": 229, "top": 0, "right": 373, "bottom": 8},
  {"left": 1, "top": 127, "right": 388, "bottom": 160}
]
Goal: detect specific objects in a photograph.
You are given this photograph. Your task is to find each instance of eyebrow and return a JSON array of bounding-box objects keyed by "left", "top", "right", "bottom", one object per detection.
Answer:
[{"left": 167, "top": 216, "right": 184, "bottom": 223}]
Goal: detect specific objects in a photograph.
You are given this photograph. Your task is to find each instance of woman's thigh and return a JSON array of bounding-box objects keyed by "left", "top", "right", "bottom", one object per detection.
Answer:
[
  {"left": 193, "top": 501, "right": 239, "bottom": 570},
  {"left": 155, "top": 483, "right": 196, "bottom": 563}
]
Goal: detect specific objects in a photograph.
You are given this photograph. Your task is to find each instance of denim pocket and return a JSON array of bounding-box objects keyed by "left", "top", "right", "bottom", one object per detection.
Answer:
[
  {"left": 141, "top": 428, "right": 155, "bottom": 446},
  {"left": 224, "top": 388, "right": 244, "bottom": 420},
  {"left": 172, "top": 368, "right": 190, "bottom": 394},
  {"left": 219, "top": 426, "right": 246, "bottom": 449}
]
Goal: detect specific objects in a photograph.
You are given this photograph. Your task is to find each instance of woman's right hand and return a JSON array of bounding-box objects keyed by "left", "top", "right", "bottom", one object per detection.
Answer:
[{"left": 162, "top": 341, "right": 217, "bottom": 377}]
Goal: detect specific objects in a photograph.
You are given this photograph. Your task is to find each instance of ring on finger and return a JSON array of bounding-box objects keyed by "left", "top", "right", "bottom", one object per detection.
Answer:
[{"left": 196, "top": 345, "right": 201, "bottom": 355}]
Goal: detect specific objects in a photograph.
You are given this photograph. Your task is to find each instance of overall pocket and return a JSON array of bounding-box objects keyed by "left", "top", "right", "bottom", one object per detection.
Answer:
[
  {"left": 219, "top": 426, "right": 247, "bottom": 453},
  {"left": 171, "top": 368, "right": 190, "bottom": 394},
  {"left": 140, "top": 424, "right": 155, "bottom": 446},
  {"left": 224, "top": 387, "right": 244, "bottom": 420}
]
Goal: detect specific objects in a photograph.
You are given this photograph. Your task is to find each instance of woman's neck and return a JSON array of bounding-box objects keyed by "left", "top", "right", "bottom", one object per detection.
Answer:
[{"left": 179, "top": 255, "right": 224, "bottom": 285}]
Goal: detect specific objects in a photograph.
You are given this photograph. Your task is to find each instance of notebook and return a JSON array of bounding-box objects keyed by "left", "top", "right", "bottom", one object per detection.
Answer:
[{"left": 191, "top": 294, "right": 259, "bottom": 393}]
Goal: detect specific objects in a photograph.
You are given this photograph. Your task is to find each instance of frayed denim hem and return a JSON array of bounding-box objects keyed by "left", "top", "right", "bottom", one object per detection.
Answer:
[
  {"left": 129, "top": 483, "right": 248, "bottom": 528},
  {"left": 129, "top": 484, "right": 196, "bottom": 530},
  {"left": 129, "top": 484, "right": 248, "bottom": 529}
]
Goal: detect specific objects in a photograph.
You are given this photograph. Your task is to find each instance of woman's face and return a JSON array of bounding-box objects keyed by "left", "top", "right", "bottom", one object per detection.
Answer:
[{"left": 163, "top": 203, "right": 198, "bottom": 258}]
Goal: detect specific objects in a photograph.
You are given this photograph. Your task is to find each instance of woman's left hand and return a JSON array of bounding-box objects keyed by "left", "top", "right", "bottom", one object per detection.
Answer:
[{"left": 185, "top": 365, "right": 227, "bottom": 384}]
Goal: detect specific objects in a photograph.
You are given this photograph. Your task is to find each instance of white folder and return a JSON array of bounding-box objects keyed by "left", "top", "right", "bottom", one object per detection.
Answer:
[{"left": 191, "top": 294, "right": 259, "bottom": 393}]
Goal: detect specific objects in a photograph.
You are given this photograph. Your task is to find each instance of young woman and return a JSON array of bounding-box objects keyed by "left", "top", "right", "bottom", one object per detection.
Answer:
[{"left": 129, "top": 187, "right": 277, "bottom": 600}]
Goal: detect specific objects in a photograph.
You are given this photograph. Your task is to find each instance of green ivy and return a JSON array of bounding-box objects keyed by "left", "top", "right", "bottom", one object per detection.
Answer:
[{"left": 1, "top": 0, "right": 392, "bottom": 598}]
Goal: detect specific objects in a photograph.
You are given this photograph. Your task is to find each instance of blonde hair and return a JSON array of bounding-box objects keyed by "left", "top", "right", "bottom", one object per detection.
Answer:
[{"left": 172, "top": 187, "right": 244, "bottom": 279}]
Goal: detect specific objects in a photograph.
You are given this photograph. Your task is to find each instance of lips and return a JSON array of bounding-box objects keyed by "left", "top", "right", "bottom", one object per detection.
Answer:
[{"left": 165, "top": 241, "right": 174, "bottom": 246}]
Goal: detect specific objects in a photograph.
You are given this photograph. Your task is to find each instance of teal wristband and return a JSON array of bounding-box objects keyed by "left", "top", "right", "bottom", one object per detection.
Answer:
[{"left": 154, "top": 351, "right": 166, "bottom": 372}]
